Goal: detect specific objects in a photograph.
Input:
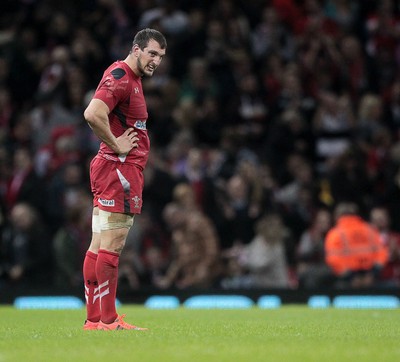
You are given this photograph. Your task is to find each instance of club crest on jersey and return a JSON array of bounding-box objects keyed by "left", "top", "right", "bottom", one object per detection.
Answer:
[
  {"left": 132, "top": 196, "right": 141, "bottom": 208},
  {"left": 98, "top": 198, "right": 115, "bottom": 207},
  {"left": 134, "top": 120, "right": 147, "bottom": 130}
]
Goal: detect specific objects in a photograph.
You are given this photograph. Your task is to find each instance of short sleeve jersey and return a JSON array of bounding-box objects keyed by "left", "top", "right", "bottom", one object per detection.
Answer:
[{"left": 93, "top": 60, "right": 149, "bottom": 170}]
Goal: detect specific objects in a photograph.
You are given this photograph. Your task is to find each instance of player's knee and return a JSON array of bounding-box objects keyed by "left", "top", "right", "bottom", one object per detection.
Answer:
[{"left": 99, "top": 210, "right": 135, "bottom": 230}]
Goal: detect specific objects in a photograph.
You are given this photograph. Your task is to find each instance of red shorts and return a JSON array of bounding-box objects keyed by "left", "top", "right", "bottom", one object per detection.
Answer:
[{"left": 90, "top": 155, "right": 144, "bottom": 214}]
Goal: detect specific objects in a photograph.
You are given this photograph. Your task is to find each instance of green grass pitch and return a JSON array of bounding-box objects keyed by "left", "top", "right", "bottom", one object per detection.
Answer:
[{"left": 0, "top": 305, "right": 399, "bottom": 362}]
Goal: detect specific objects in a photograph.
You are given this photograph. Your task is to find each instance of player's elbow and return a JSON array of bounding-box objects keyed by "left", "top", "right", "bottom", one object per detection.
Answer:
[
  {"left": 84, "top": 100, "right": 109, "bottom": 128},
  {"left": 84, "top": 107, "right": 93, "bottom": 123},
  {"left": 84, "top": 108, "right": 98, "bottom": 128}
]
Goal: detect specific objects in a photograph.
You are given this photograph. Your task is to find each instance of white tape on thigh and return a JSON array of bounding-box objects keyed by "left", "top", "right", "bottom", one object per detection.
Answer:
[
  {"left": 99, "top": 209, "right": 134, "bottom": 230},
  {"left": 92, "top": 214, "right": 101, "bottom": 233}
]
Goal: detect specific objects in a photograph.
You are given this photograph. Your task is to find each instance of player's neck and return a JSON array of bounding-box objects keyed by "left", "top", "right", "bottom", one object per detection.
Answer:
[{"left": 123, "top": 55, "right": 141, "bottom": 77}]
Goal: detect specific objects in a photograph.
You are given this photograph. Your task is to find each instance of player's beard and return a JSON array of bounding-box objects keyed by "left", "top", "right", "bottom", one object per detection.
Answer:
[{"left": 137, "top": 57, "right": 155, "bottom": 77}]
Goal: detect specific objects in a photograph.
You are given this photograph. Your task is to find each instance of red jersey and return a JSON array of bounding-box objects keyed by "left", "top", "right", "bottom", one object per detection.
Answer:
[{"left": 93, "top": 60, "right": 149, "bottom": 170}]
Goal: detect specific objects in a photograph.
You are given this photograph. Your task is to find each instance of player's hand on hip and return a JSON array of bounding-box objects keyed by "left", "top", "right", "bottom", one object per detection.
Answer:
[{"left": 116, "top": 128, "right": 139, "bottom": 154}]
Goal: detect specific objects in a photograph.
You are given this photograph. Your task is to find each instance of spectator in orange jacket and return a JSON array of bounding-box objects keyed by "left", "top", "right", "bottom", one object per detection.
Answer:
[{"left": 325, "top": 202, "right": 388, "bottom": 288}]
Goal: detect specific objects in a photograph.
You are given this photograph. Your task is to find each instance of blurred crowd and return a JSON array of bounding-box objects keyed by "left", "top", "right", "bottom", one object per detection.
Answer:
[{"left": 1, "top": 0, "right": 400, "bottom": 291}]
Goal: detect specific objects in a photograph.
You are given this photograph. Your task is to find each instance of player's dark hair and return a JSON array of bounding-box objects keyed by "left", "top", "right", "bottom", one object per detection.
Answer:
[{"left": 133, "top": 28, "right": 167, "bottom": 50}]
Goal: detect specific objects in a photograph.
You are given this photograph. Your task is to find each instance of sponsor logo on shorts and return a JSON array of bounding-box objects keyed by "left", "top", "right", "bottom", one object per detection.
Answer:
[
  {"left": 132, "top": 196, "right": 141, "bottom": 208},
  {"left": 134, "top": 120, "right": 147, "bottom": 130},
  {"left": 98, "top": 198, "right": 115, "bottom": 207}
]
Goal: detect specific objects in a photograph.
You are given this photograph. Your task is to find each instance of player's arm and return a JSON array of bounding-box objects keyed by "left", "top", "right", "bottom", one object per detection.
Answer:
[{"left": 84, "top": 98, "right": 138, "bottom": 155}]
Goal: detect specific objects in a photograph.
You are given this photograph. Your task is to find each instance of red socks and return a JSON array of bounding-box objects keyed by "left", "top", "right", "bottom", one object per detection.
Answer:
[
  {"left": 95, "top": 249, "right": 120, "bottom": 324},
  {"left": 83, "top": 251, "right": 101, "bottom": 322}
]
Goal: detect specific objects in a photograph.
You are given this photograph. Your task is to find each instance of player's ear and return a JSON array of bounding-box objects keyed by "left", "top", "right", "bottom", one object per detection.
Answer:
[{"left": 131, "top": 44, "right": 140, "bottom": 57}]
